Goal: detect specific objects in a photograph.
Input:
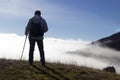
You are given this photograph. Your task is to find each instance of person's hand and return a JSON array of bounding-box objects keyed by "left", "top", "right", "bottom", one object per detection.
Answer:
[{"left": 25, "top": 32, "right": 28, "bottom": 36}]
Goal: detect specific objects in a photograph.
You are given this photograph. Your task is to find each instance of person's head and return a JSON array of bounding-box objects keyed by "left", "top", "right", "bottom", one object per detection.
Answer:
[{"left": 34, "top": 10, "right": 41, "bottom": 16}]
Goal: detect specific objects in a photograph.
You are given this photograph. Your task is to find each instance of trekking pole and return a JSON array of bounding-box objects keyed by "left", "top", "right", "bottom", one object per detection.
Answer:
[{"left": 20, "top": 35, "right": 27, "bottom": 61}]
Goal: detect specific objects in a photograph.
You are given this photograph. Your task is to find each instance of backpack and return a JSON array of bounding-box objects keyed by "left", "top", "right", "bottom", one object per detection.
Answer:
[{"left": 29, "top": 20, "right": 44, "bottom": 37}]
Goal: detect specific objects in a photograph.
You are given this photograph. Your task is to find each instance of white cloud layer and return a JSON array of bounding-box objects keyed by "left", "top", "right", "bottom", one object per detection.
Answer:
[{"left": 0, "top": 34, "right": 120, "bottom": 73}]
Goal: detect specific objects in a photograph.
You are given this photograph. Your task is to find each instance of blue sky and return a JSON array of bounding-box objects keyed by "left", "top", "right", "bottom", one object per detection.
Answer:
[{"left": 0, "top": 0, "right": 120, "bottom": 41}]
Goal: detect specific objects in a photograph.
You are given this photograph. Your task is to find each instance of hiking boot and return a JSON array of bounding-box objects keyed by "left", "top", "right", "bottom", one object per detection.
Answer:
[
  {"left": 41, "top": 62, "right": 46, "bottom": 67},
  {"left": 29, "top": 61, "right": 33, "bottom": 65}
]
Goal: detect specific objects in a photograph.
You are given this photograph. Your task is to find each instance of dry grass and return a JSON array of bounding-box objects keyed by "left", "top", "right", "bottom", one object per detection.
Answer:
[{"left": 0, "top": 59, "right": 120, "bottom": 80}]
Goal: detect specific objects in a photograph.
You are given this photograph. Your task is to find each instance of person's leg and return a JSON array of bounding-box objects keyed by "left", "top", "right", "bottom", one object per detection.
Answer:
[
  {"left": 37, "top": 40, "right": 45, "bottom": 66},
  {"left": 29, "top": 38, "right": 36, "bottom": 65}
]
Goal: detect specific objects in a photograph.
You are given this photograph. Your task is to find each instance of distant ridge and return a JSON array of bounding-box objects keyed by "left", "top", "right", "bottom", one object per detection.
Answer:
[{"left": 92, "top": 32, "right": 120, "bottom": 50}]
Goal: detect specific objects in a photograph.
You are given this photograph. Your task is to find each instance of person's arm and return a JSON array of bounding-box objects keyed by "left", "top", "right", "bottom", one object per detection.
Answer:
[
  {"left": 25, "top": 19, "right": 31, "bottom": 36},
  {"left": 42, "top": 19, "right": 48, "bottom": 33}
]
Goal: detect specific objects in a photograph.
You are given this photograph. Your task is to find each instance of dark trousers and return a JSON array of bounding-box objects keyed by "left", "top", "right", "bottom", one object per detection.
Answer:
[{"left": 29, "top": 38, "right": 45, "bottom": 65}]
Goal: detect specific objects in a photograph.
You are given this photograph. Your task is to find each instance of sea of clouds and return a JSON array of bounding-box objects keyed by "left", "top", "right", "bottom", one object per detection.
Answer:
[{"left": 0, "top": 34, "right": 120, "bottom": 73}]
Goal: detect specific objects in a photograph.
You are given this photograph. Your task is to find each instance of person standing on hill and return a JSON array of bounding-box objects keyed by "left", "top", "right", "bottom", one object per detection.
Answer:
[{"left": 25, "top": 10, "right": 48, "bottom": 66}]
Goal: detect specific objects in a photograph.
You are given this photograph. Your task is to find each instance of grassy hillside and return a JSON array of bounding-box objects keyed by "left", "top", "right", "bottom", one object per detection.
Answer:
[{"left": 0, "top": 59, "right": 120, "bottom": 80}]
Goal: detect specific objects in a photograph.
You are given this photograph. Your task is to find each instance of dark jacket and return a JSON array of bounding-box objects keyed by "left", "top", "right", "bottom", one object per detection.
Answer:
[{"left": 25, "top": 15, "right": 48, "bottom": 40}]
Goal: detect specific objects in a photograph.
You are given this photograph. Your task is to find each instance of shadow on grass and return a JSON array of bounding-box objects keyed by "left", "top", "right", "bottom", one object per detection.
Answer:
[{"left": 31, "top": 64, "right": 69, "bottom": 80}]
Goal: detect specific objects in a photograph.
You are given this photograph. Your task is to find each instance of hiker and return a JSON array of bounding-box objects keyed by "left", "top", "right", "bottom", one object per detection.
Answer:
[{"left": 25, "top": 10, "right": 48, "bottom": 66}]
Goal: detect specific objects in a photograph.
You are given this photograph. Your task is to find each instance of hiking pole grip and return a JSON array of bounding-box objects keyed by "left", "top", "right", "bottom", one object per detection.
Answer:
[{"left": 20, "top": 35, "right": 27, "bottom": 61}]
